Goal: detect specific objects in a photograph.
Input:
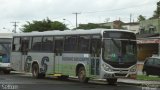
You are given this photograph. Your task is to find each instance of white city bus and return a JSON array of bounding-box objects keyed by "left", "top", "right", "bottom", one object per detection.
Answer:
[
  {"left": 0, "top": 33, "right": 12, "bottom": 74},
  {"left": 11, "top": 29, "right": 137, "bottom": 84}
]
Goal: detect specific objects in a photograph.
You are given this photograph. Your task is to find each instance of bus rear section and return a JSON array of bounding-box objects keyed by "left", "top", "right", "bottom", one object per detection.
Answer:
[{"left": 0, "top": 33, "right": 12, "bottom": 74}]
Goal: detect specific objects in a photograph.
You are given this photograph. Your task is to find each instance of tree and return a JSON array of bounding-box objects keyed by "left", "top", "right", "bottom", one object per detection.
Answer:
[
  {"left": 21, "top": 18, "right": 67, "bottom": 32},
  {"left": 138, "top": 15, "right": 146, "bottom": 22},
  {"left": 77, "top": 23, "right": 111, "bottom": 29},
  {"left": 150, "top": 1, "right": 160, "bottom": 19},
  {"left": 51, "top": 21, "right": 67, "bottom": 30}
]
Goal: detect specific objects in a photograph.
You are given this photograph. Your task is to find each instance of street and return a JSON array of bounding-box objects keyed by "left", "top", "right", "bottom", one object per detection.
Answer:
[{"left": 0, "top": 72, "right": 146, "bottom": 90}]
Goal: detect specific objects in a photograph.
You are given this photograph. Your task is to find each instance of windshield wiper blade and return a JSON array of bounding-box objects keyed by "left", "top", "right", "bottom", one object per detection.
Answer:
[{"left": 111, "top": 39, "right": 121, "bottom": 51}]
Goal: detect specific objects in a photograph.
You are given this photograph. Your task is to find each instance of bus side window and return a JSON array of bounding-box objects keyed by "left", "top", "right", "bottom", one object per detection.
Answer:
[
  {"left": 42, "top": 36, "right": 54, "bottom": 52},
  {"left": 78, "top": 36, "right": 90, "bottom": 53},
  {"left": 31, "top": 37, "right": 42, "bottom": 51},
  {"left": 12, "top": 44, "right": 15, "bottom": 51},
  {"left": 21, "top": 37, "right": 30, "bottom": 54},
  {"left": 90, "top": 36, "right": 101, "bottom": 57},
  {"left": 54, "top": 37, "right": 64, "bottom": 55},
  {"left": 12, "top": 37, "right": 21, "bottom": 51},
  {"left": 64, "top": 36, "right": 77, "bottom": 52}
]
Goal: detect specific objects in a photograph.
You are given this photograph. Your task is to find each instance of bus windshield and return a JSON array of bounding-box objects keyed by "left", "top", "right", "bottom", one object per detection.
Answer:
[
  {"left": 102, "top": 31, "right": 137, "bottom": 67},
  {"left": 0, "top": 42, "right": 11, "bottom": 63}
]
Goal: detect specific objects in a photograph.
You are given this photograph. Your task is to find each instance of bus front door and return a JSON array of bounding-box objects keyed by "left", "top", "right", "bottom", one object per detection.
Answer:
[
  {"left": 54, "top": 37, "right": 64, "bottom": 74},
  {"left": 21, "top": 37, "right": 30, "bottom": 72},
  {"left": 90, "top": 36, "right": 101, "bottom": 76},
  {"left": 91, "top": 57, "right": 100, "bottom": 75}
]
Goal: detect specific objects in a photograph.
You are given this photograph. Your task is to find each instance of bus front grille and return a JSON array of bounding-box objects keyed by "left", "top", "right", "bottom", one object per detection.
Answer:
[{"left": 115, "top": 73, "right": 127, "bottom": 77}]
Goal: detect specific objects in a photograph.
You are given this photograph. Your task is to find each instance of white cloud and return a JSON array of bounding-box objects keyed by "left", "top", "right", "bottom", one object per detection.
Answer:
[{"left": 0, "top": 0, "right": 157, "bottom": 31}]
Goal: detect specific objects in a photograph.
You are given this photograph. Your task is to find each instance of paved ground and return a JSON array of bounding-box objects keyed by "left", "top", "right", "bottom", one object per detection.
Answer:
[
  {"left": 118, "top": 78, "right": 160, "bottom": 86},
  {"left": 0, "top": 72, "right": 159, "bottom": 90}
]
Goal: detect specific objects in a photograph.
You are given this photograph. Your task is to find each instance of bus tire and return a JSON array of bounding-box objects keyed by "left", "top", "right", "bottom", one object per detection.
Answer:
[
  {"left": 32, "top": 63, "right": 39, "bottom": 78},
  {"left": 78, "top": 67, "right": 89, "bottom": 83},
  {"left": 3, "top": 70, "right": 10, "bottom": 74},
  {"left": 107, "top": 78, "right": 117, "bottom": 85},
  {"left": 38, "top": 73, "right": 46, "bottom": 79}
]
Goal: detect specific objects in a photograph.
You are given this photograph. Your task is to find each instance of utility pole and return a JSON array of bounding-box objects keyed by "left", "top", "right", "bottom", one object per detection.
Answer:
[
  {"left": 130, "top": 13, "right": 132, "bottom": 23},
  {"left": 72, "top": 12, "right": 81, "bottom": 29},
  {"left": 11, "top": 21, "right": 19, "bottom": 33}
]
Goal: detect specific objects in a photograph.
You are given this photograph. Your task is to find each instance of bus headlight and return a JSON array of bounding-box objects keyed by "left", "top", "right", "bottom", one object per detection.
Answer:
[
  {"left": 130, "top": 65, "right": 136, "bottom": 72},
  {"left": 102, "top": 64, "right": 112, "bottom": 72}
]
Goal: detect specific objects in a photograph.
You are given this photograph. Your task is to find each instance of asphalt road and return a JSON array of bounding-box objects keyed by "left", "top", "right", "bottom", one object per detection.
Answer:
[{"left": 0, "top": 72, "right": 150, "bottom": 90}]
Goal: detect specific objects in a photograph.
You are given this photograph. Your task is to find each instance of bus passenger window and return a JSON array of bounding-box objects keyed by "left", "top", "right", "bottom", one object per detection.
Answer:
[
  {"left": 13, "top": 37, "right": 21, "bottom": 51},
  {"left": 31, "top": 37, "right": 42, "bottom": 51},
  {"left": 12, "top": 44, "right": 15, "bottom": 51},
  {"left": 42, "top": 36, "right": 54, "bottom": 52},
  {"left": 90, "top": 36, "right": 101, "bottom": 57},
  {"left": 54, "top": 38, "right": 64, "bottom": 55},
  {"left": 64, "top": 36, "right": 77, "bottom": 52},
  {"left": 78, "top": 36, "right": 90, "bottom": 52},
  {"left": 21, "top": 37, "right": 31, "bottom": 53}
]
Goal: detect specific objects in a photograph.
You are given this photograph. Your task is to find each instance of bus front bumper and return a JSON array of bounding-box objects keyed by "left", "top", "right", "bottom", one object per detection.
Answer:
[
  {"left": 0, "top": 63, "right": 13, "bottom": 71},
  {"left": 100, "top": 64, "right": 137, "bottom": 79},
  {"left": 101, "top": 65, "right": 137, "bottom": 79},
  {"left": 102, "top": 71, "right": 136, "bottom": 79}
]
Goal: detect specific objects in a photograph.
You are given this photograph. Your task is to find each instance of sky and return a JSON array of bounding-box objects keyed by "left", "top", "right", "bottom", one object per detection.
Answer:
[{"left": 0, "top": 0, "right": 158, "bottom": 32}]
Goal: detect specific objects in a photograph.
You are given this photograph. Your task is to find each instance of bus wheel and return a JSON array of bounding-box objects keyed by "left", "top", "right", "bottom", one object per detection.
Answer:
[
  {"left": 107, "top": 78, "right": 117, "bottom": 85},
  {"left": 38, "top": 73, "right": 46, "bottom": 79},
  {"left": 32, "top": 64, "right": 39, "bottom": 78},
  {"left": 3, "top": 70, "right": 10, "bottom": 74},
  {"left": 78, "top": 67, "right": 89, "bottom": 83}
]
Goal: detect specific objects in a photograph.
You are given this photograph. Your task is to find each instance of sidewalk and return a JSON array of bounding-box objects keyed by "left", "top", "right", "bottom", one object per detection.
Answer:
[{"left": 118, "top": 78, "right": 160, "bottom": 87}]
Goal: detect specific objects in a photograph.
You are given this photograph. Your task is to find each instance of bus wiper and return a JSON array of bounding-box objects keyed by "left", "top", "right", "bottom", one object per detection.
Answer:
[
  {"left": 1, "top": 44, "right": 9, "bottom": 54},
  {"left": 111, "top": 38, "right": 120, "bottom": 51}
]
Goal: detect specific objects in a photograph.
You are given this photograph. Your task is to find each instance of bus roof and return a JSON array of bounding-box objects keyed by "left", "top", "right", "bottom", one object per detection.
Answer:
[
  {"left": 13, "top": 29, "right": 134, "bottom": 37},
  {"left": 0, "top": 32, "right": 12, "bottom": 38}
]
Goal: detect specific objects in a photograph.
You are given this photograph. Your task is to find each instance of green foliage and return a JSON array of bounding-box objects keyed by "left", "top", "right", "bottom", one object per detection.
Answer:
[
  {"left": 21, "top": 18, "right": 67, "bottom": 32},
  {"left": 77, "top": 23, "right": 111, "bottom": 29},
  {"left": 137, "top": 75, "right": 160, "bottom": 81},
  {"left": 138, "top": 15, "right": 146, "bottom": 22},
  {"left": 150, "top": 1, "right": 160, "bottom": 19},
  {"left": 51, "top": 21, "right": 67, "bottom": 31}
]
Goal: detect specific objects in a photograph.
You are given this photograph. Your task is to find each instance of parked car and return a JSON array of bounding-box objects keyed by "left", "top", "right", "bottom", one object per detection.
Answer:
[{"left": 142, "top": 56, "right": 160, "bottom": 76}]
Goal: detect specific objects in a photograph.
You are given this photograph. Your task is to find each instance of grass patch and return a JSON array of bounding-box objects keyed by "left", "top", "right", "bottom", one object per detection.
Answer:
[{"left": 137, "top": 75, "right": 160, "bottom": 81}]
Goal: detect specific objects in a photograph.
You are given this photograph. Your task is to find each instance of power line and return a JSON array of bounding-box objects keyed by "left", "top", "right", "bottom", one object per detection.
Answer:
[
  {"left": 47, "top": 2, "right": 155, "bottom": 22},
  {"left": 83, "top": 2, "right": 155, "bottom": 14},
  {"left": 32, "top": 2, "right": 156, "bottom": 27}
]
